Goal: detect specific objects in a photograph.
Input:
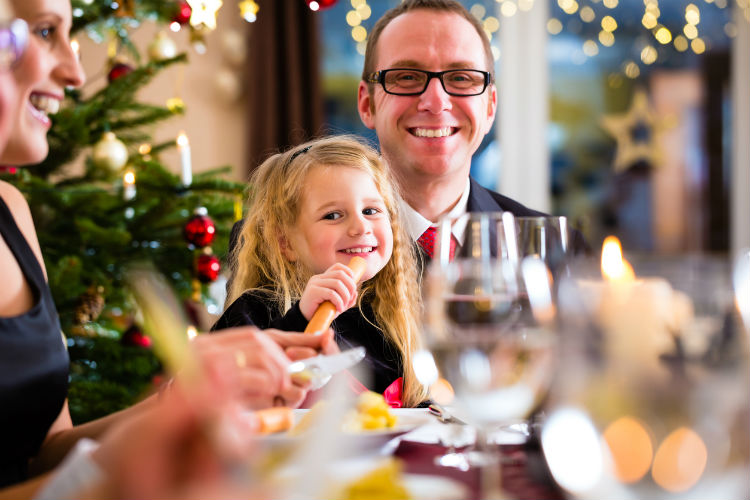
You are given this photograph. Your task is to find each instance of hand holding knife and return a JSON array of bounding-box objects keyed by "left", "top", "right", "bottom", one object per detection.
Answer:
[{"left": 288, "top": 346, "right": 366, "bottom": 390}]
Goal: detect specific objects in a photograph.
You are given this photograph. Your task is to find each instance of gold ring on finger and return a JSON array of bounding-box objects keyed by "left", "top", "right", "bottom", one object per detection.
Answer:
[{"left": 234, "top": 350, "right": 247, "bottom": 369}]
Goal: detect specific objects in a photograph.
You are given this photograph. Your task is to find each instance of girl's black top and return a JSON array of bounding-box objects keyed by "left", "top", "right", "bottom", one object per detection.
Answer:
[{"left": 212, "top": 290, "right": 402, "bottom": 393}]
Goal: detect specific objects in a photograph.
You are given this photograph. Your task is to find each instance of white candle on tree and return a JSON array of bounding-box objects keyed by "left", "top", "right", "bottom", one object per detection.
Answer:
[
  {"left": 177, "top": 131, "right": 192, "bottom": 186},
  {"left": 123, "top": 168, "right": 136, "bottom": 201}
]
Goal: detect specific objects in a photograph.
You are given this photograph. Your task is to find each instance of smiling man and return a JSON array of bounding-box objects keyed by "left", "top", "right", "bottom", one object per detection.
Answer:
[{"left": 358, "top": 0, "right": 546, "bottom": 257}]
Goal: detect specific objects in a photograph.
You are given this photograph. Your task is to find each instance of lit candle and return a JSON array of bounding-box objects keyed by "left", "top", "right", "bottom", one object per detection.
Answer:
[
  {"left": 123, "top": 168, "right": 136, "bottom": 201},
  {"left": 177, "top": 131, "right": 192, "bottom": 186},
  {"left": 578, "top": 236, "right": 694, "bottom": 378}
]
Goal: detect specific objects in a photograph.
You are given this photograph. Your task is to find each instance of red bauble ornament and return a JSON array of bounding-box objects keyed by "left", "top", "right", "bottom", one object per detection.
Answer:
[
  {"left": 107, "top": 62, "right": 134, "bottom": 82},
  {"left": 305, "top": 0, "right": 337, "bottom": 11},
  {"left": 196, "top": 253, "right": 221, "bottom": 282},
  {"left": 121, "top": 325, "right": 153, "bottom": 348},
  {"left": 184, "top": 208, "right": 216, "bottom": 248},
  {"left": 172, "top": 1, "right": 192, "bottom": 24}
]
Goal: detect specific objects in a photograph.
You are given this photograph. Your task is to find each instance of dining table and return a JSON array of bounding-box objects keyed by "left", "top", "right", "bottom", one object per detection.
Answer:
[{"left": 393, "top": 435, "right": 565, "bottom": 500}]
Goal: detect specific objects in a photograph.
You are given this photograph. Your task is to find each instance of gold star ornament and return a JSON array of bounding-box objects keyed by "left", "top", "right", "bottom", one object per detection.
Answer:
[
  {"left": 187, "top": 0, "right": 223, "bottom": 31},
  {"left": 601, "top": 88, "right": 664, "bottom": 173}
]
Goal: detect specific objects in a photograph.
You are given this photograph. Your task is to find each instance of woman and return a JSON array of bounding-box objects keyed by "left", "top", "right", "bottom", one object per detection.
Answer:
[{"left": 0, "top": 0, "right": 329, "bottom": 496}]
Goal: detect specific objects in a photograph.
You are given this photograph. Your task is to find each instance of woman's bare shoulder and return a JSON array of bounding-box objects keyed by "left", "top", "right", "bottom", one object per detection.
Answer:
[
  {"left": 0, "top": 179, "right": 35, "bottom": 232},
  {"left": 0, "top": 180, "right": 46, "bottom": 275}
]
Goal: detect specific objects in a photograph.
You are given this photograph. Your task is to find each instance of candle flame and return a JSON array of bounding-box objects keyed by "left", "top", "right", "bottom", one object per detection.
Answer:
[
  {"left": 601, "top": 236, "right": 635, "bottom": 282},
  {"left": 176, "top": 131, "right": 189, "bottom": 147},
  {"left": 123, "top": 169, "right": 135, "bottom": 185},
  {"left": 70, "top": 38, "right": 80, "bottom": 58}
]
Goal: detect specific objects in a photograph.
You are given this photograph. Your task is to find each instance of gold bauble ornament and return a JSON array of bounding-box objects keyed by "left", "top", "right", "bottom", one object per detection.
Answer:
[
  {"left": 92, "top": 132, "right": 129, "bottom": 171},
  {"left": 148, "top": 31, "right": 178, "bottom": 62}
]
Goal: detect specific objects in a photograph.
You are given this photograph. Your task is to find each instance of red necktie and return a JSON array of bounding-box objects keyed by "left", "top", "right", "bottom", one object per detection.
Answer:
[{"left": 417, "top": 227, "right": 457, "bottom": 260}]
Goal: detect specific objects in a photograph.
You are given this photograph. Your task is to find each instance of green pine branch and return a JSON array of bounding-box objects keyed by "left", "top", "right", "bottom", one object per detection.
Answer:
[
  {"left": 4, "top": 0, "right": 247, "bottom": 423},
  {"left": 37, "top": 55, "right": 187, "bottom": 178}
]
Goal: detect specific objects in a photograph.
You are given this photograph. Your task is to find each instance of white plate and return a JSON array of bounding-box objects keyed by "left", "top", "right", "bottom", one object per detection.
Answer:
[
  {"left": 256, "top": 408, "right": 433, "bottom": 453},
  {"left": 274, "top": 456, "right": 469, "bottom": 500},
  {"left": 403, "top": 473, "right": 470, "bottom": 500}
]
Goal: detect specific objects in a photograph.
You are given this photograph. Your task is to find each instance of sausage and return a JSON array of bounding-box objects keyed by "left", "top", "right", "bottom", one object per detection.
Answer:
[{"left": 256, "top": 407, "right": 294, "bottom": 434}]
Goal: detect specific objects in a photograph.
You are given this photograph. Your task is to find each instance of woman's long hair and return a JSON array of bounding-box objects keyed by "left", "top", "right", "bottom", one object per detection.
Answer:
[{"left": 227, "top": 135, "right": 425, "bottom": 406}]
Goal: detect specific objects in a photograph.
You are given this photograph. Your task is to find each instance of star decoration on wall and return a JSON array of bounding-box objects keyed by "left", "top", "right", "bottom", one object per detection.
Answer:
[
  {"left": 601, "top": 88, "right": 663, "bottom": 173},
  {"left": 186, "top": 0, "right": 223, "bottom": 30}
]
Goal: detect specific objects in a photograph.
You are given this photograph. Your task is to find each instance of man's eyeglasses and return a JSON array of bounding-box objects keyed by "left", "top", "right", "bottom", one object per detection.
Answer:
[
  {"left": 366, "top": 68, "right": 492, "bottom": 97},
  {"left": 0, "top": 18, "right": 28, "bottom": 71}
]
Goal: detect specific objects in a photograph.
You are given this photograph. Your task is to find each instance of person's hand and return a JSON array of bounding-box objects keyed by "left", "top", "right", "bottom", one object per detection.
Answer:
[
  {"left": 89, "top": 368, "right": 260, "bottom": 499},
  {"left": 263, "top": 327, "right": 340, "bottom": 361},
  {"left": 298, "top": 263, "right": 358, "bottom": 321},
  {"left": 191, "top": 326, "right": 308, "bottom": 409}
]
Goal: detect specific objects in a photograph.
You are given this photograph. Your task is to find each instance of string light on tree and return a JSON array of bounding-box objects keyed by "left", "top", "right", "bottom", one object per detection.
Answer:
[{"left": 123, "top": 168, "right": 136, "bottom": 201}]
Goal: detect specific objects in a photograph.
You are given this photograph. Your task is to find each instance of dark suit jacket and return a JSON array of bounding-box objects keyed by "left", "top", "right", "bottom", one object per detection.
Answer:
[
  {"left": 466, "top": 177, "right": 547, "bottom": 216},
  {"left": 431, "top": 177, "right": 590, "bottom": 259}
]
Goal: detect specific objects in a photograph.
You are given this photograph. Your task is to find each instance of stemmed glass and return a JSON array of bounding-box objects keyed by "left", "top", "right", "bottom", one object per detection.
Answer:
[
  {"left": 543, "top": 255, "right": 750, "bottom": 500},
  {"left": 514, "top": 216, "right": 572, "bottom": 280},
  {"left": 418, "top": 212, "right": 558, "bottom": 497}
]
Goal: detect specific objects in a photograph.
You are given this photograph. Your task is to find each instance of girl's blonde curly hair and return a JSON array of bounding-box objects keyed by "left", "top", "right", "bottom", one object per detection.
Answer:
[{"left": 227, "top": 135, "right": 425, "bottom": 407}]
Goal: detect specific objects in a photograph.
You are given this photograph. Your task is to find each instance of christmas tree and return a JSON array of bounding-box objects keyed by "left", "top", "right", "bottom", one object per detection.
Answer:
[{"left": 0, "top": 0, "right": 244, "bottom": 424}]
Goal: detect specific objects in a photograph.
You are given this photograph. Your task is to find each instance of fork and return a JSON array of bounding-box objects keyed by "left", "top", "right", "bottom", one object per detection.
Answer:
[{"left": 428, "top": 402, "right": 467, "bottom": 426}]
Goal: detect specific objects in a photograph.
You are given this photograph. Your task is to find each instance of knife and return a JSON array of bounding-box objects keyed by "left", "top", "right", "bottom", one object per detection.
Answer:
[{"left": 287, "top": 346, "right": 366, "bottom": 390}]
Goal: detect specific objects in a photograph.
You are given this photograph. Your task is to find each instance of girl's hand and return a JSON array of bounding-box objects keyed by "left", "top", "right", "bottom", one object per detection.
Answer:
[{"left": 299, "top": 263, "right": 358, "bottom": 321}]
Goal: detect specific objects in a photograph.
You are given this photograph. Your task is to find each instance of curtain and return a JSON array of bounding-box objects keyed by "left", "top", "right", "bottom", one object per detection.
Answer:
[{"left": 244, "top": 0, "right": 324, "bottom": 176}]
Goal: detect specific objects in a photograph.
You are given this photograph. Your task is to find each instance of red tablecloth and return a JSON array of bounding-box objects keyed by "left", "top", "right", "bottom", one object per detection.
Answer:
[{"left": 394, "top": 439, "right": 565, "bottom": 500}]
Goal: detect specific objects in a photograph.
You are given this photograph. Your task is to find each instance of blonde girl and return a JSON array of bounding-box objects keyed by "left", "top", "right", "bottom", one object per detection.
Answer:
[{"left": 216, "top": 135, "right": 425, "bottom": 407}]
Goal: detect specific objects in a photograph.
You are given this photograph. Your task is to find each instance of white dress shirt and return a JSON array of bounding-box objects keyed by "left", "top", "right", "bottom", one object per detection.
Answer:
[{"left": 398, "top": 178, "right": 471, "bottom": 249}]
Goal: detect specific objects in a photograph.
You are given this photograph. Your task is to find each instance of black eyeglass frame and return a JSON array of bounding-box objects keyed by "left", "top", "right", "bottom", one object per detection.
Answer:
[
  {"left": 0, "top": 18, "right": 29, "bottom": 70},
  {"left": 366, "top": 68, "right": 493, "bottom": 97}
]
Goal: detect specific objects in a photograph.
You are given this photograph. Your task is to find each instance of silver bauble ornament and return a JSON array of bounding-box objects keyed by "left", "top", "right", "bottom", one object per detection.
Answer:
[
  {"left": 92, "top": 132, "right": 128, "bottom": 171},
  {"left": 148, "top": 31, "right": 178, "bottom": 62}
]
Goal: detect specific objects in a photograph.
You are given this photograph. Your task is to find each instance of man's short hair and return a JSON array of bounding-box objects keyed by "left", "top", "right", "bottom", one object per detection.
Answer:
[{"left": 362, "top": 0, "right": 495, "bottom": 88}]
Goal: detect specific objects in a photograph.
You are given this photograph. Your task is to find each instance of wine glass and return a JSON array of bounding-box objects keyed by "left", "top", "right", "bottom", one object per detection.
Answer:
[
  {"left": 543, "top": 255, "right": 750, "bottom": 500},
  {"left": 418, "top": 212, "right": 558, "bottom": 497},
  {"left": 515, "top": 216, "right": 571, "bottom": 280}
]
